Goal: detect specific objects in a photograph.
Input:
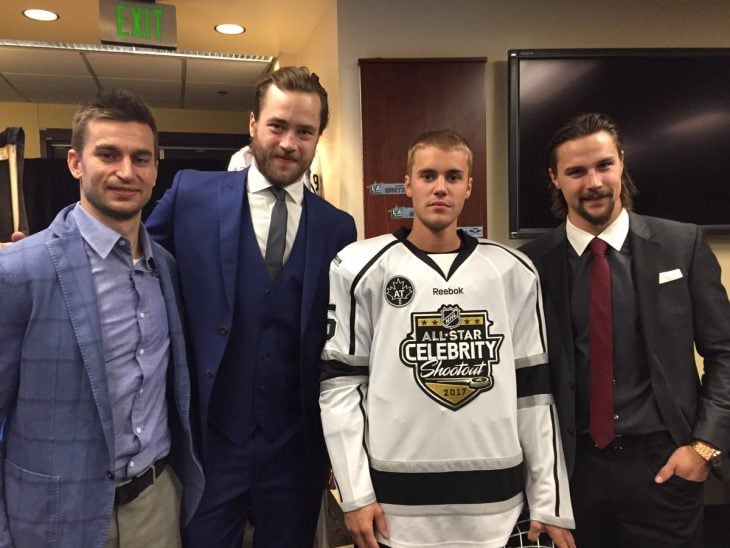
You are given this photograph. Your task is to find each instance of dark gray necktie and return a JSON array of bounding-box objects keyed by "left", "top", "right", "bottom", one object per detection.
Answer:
[{"left": 264, "top": 186, "right": 287, "bottom": 280}]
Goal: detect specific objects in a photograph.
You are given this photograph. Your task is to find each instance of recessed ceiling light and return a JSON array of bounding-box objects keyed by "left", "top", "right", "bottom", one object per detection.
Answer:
[
  {"left": 23, "top": 9, "right": 59, "bottom": 22},
  {"left": 215, "top": 23, "right": 245, "bottom": 35}
]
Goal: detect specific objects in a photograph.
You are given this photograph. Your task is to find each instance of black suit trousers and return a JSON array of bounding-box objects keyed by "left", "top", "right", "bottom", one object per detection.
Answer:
[{"left": 571, "top": 432, "right": 703, "bottom": 548}]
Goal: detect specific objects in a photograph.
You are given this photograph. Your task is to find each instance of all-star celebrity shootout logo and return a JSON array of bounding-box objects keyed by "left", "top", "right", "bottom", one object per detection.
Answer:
[{"left": 399, "top": 304, "right": 504, "bottom": 410}]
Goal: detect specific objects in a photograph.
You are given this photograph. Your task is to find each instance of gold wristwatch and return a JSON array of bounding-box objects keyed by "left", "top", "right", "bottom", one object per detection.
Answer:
[{"left": 691, "top": 440, "right": 724, "bottom": 467}]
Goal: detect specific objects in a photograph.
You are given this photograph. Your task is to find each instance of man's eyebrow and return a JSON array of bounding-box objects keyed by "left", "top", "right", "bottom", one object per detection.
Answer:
[
  {"left": 93, "top": 144, "right": 120, "bottom": 152},
  {"left": 265, "top": 116, "right": 317, "bottom": 132},
  {"left": 564, "top": 155, "right": 615, "bottom": 170},
  {"left": 92, "top": 144, "right": 154, "bottom": 156}
]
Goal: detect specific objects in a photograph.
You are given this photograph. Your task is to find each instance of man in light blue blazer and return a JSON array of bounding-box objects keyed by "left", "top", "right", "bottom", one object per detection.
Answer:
[{"left": 0, "top": 90, "right": 203, "bottom": 547}]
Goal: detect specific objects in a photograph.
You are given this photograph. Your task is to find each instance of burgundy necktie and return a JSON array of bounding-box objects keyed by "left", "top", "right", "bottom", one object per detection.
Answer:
[{"left": 589, "top": 238, "right": 615, "bottom": 448}]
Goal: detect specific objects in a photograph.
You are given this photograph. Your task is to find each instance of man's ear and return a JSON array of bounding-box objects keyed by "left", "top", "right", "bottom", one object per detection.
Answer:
[
  {"left": 249, "top": 112, "right": 257, "bottom": 135},
  {"left": 404, "top": 174, "right": 412, "bottom": 197},
  {"left": 466, "top": 176, "right": 473, "bottom": 199},
  {"left": 67, "top": 149, "right": 82, "bottom": 181},
  {"left": 548, "top": 168, "right": 559, "bottom": 188}
]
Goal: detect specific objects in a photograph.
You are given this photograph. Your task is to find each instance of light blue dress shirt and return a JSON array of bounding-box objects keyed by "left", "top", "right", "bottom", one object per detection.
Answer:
[{"left": 72, "top": 205, "right": 171, "bottom": 479}]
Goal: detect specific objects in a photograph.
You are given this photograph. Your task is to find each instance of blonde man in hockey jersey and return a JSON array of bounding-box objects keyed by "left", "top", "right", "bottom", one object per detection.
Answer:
[{"left": 320, "top": 130, "right": 575, "bottom": 548}]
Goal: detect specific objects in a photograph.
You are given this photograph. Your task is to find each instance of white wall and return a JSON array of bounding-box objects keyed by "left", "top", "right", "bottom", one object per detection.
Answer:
[
  {"left": 332, "top": 0, "right": 730, "bottom": 275},
  {"left": 297, "top": 1, "right": 343, "bottom": 206}
]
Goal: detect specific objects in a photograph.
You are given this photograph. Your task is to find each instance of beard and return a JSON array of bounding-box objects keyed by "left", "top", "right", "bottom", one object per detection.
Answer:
[
  {"left": 250, "top": 138, "right": 310, "bottom": 188},
  {"left": 576, "top": 189, "right": 617, "bottom": 227}
]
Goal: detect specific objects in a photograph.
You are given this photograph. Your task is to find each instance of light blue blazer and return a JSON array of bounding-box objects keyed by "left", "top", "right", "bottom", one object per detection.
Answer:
[{"left": 0, "top": 204, "right": 204, "bottom": 547}]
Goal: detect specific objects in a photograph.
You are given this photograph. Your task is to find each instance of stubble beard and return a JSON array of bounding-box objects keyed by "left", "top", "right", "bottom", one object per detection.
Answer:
[{"left": 83, "top": 190, "right": 143, "bottom": 223}]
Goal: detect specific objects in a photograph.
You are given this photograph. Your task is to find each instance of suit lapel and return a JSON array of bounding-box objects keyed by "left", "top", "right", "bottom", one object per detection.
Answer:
[
  {"left": 541, "top": 231, "right": 576, "bottom": 375},
  {"left": 46, "top": 226, "right": 115, "bottom": 458},
  {"left": 300, "top": 191, "right": 325, "bottom": 339},
  {"left": 628, "top": 214, "right": 662, "bottom": 362},
  {"left": 217, "top": 170, "right": 246, "bottom": 312}
]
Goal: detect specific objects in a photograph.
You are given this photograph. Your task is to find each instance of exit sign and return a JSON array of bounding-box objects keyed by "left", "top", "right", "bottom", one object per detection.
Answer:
[{"left": 100, "top": 0, "right": 177, "bottom": 49}]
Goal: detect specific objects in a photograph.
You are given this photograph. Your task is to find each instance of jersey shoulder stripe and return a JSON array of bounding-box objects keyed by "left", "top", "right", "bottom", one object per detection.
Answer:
[
  {"left": 477, "top": 239, "right": 547, "bottom": 353},
  {"left": 476, "top": 238, "right": 540, "bottom": 278},
  {"left": 331, "top": 234, "right": 402, "bottom": 356},
  {"left": 334, "top": 233, "right": 398, "bottom": 277}
]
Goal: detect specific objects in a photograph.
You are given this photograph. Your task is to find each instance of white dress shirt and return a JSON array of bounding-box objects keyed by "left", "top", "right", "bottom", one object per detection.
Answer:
[
  {"left": 246, "top": 159, "right": 304, "bottom": 263},
  {"left": 566, "top": 208, "right": 630, "bottom": 256}
]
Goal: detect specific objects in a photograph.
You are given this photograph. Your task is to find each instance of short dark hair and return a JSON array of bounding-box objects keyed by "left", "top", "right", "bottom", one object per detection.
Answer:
[
  {"left": 71, "top": 89, "right": 158, "bottom": 156},
  {"left": 407, "top": 129, "right": 473, "bottom": 176},
  {"left": 252, "top": 66, "right": 329, "bottom": 134},
  {"left": 546, "top": 112, "right": 637, "bottom": 218}
]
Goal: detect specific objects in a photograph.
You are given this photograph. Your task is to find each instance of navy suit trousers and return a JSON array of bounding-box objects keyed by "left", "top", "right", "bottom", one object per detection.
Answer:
[{"left": 183, "top": 422, "right": 322, "bottom": 548}]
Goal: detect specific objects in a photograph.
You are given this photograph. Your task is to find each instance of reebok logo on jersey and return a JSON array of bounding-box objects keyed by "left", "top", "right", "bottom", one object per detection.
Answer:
[
  {"left": 399, "top": 304, "right": 504, "bottom": 410},
  {"left": 433, "top": 287, "right": 464, "bottom": 295},
  {"left": 385, "top": 276, "right": 414, "bottom": 307}
]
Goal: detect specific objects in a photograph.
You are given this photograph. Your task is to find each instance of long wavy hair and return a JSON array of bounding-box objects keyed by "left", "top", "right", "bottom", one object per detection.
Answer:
[{"left": 546, "top": 112, "right": 637, "bottom": 219}]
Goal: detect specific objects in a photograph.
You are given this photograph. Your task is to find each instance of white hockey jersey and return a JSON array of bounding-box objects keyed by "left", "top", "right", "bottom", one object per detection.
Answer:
[{"left": 320, "top": 228, "right": 574, "bottom": 547}]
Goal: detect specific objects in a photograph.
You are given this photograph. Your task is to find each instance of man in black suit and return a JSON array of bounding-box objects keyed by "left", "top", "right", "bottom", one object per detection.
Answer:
[{"left": 521, "top": 112, "right": 730, "bottom": 548}]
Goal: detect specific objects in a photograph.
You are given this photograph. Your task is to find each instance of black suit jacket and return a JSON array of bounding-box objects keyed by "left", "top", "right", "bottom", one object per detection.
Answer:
[{"left": 522, "top": 212, "right": 730, "bottom": 476}]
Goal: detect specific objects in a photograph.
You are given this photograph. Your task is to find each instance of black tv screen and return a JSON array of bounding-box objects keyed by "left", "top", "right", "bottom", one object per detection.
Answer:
[{"left": 508, "top": 48, "right": 730, "bottom": 238}]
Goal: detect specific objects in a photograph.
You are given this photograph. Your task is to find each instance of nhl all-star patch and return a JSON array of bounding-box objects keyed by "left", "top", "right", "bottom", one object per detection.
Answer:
[
  {"left": 399, "top": 304, "right": 504, "bottom": 410},
  {"left": 385, "top": 276, "right": 414, "bottom": 307}
]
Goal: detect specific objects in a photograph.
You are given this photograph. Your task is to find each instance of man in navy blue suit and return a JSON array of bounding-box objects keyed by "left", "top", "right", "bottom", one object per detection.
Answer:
[{"left": 146, "top": 66, "right": 357, "bottom": 547}]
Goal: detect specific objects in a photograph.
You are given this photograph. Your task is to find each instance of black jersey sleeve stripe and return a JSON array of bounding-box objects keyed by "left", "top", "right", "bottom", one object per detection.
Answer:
[
  {"left": 515, "top": 362, "right": 552, "bottom": 398},
  {"left": 320, "top": 358, "right": 369, "bottom": 381},
  {"left": 347, "top": 239, "right": 401, "bottom": 355},
  {"left": 550, "top": 405, "right": 562, "bottom": 517},
  {"left": 371, "top": 464, "right": 524, "bottom": 506},
  {"left": 357, "top": 383, "right": 368, "bottom": 454}
]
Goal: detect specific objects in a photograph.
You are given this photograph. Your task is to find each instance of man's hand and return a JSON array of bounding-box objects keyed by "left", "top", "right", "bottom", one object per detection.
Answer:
[
  {"left": 0, "top": 231, "right": 25, "bottom": 249},
  {"left": 655, "top": 444, "right": 710, "bottom": 484},
  {"left": 528, "top": 520, "right": 576, "bottom": 548},
  {"left": 344, "top": 502, "right": 389, "bottom": 548}
]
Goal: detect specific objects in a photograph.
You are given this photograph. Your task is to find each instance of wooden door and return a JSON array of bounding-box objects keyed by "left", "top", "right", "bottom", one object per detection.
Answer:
[{"left": 360, "top": 58, "right": 487, "bottom": 238}]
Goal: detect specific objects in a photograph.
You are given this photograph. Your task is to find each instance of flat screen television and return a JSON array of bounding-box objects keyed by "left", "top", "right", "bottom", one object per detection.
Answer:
[{"left": 508, "top": 48, "right": 730, "bottom": 239}]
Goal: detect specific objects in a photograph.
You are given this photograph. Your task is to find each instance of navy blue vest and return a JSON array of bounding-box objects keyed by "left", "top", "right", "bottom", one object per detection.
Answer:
[{"left": 208, "top": 198, "right": 306, "bottom": 444}]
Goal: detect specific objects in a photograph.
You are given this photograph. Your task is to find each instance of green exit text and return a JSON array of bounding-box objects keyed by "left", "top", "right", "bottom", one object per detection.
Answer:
[{"left": 116, "top": 4, "right": 166, "bottom": 40}]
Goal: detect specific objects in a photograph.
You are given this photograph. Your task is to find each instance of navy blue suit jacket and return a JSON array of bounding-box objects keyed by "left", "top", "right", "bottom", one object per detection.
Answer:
[{"left": 146, "top": 168, "right": 357, "bottom": 484}]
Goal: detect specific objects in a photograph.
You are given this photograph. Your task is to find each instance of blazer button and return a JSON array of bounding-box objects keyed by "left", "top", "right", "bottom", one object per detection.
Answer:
[
  {"left": 205, "top": 369, "right": 215, "bottom": 379},
  {"left": 106, "top": 471, "right": 116, "bottom": 481},
  {"left": 218, "top": 325, "right": 228, "bottom": 335}
]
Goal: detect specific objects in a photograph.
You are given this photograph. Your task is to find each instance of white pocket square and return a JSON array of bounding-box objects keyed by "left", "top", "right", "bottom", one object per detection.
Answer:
[{"left": 658, "top": 269, "right": 683, "bottom": 284}]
